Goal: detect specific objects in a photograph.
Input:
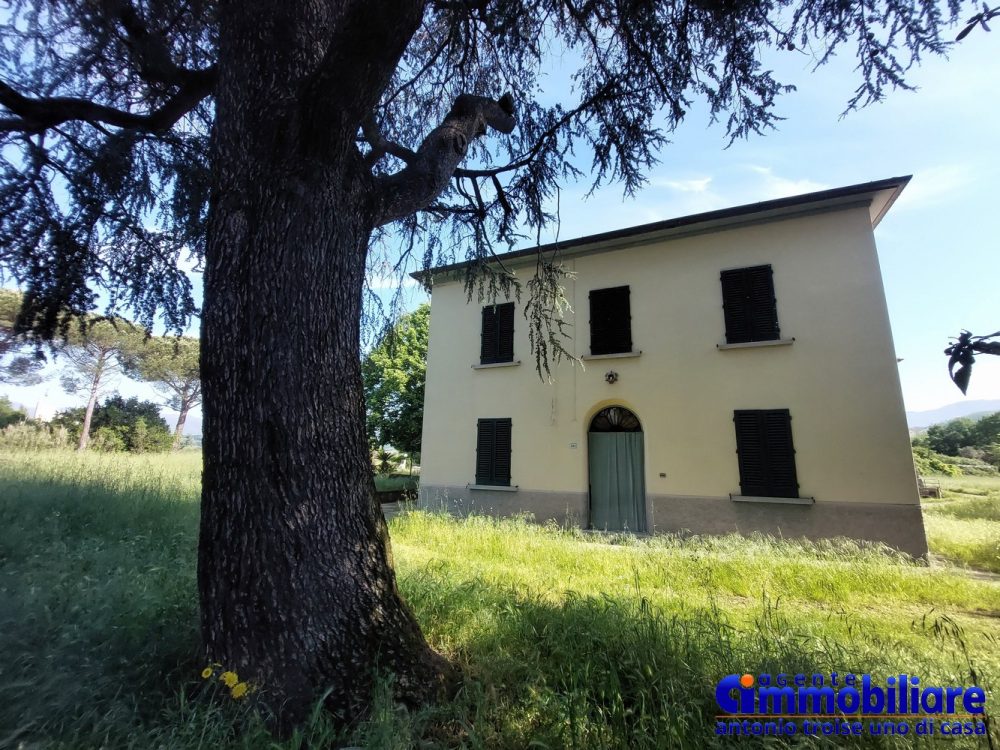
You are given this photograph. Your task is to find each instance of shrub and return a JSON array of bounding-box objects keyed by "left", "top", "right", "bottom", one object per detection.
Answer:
[
  {"left": 0, "top": 421, "right": 71, "bottom": 450},
  {"left": 912, "top": 445, "right": 961, "bottom": 476},
  {"left": 54, "top": 396, "right": 172, "bottom": 453},
  {"left": 0, "top": 395, "right": 27, "bottom": 428}
]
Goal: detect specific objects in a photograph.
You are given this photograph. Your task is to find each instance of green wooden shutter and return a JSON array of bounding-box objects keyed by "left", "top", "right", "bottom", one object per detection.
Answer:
[
  {"left": 734, "top": 411, "right": 768, "bottom": 495},
  {"left": 734, "top": 409, "right": 798, "bottom": 497},
  {"left": 475, "top": 419, "right": 495, "bottom": 484},
  {"left": 497, "top": 303, "right": 514, "bottom": 362},
  {"left": 721, "top": 265, "right": 779, "bottom": 344},
  {"left": 475, "top": 418, "right": 512, "bottom": 485},
  {"left": 481, "top": 303, "right": 514, "bottom": 363},
  {"left": 589, "top": 286, "right": 632, "bottom": 355},
  {"left": 721, "top": 269, "right": 751, "bottom": 344},
  {"left": 493, "top": 418, "right": 512, "bottom": 485},
  {"left": 762, "top": 410, "right": 797, "bottom": 497},
  {"left": 748, "top": 266, "right": 780, "bottom": 342}
]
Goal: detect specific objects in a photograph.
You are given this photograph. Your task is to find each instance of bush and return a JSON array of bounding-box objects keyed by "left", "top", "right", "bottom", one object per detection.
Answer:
[
  {"left": 950, "top": 456, "right": 998, "bottom": 477},
  {"left": 0, "top": 395, "right": 27, "bottom": 428},
  {"left": 912, "top": 445, "right": 961, "bottom": 476},
  {"left": 0, "top": 421, "right": 71, "bottom": 450},
  {"left": 54, "top": 396, "right": 172, "bottom": 453}
]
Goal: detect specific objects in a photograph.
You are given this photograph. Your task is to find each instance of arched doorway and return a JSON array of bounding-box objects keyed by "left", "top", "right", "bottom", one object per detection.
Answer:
[{"left": 588, "top": 406, "right": 647, "bottom": 532}]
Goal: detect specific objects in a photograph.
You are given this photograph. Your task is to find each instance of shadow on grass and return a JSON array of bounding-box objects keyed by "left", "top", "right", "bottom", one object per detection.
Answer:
[{"left": 0, "top": 467, "right": 202, "bottom": 747}]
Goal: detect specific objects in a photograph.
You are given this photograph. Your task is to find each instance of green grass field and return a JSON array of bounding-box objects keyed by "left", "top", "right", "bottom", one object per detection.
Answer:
[
  {"left": 1, "top": 450, "right": 998, "bottom": 748},
  {"left": 922, "top": 475, "right": 1000, "bottom": 574}
]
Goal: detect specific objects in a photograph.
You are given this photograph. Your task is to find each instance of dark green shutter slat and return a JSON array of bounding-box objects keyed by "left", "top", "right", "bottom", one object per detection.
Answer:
[
  {"left": 721, "top": 270, "right": 750, "bottom": 344},
  {"left": 763, "top": 410, "right": 797, "bottom": 496},
  {"left": 497, "top": 303, "right": 514, "bottom": 362},
  {"left": 475, "top": 419, "right": 495, "bottom": 484},
  {"left": 493, "top": 419, "right": 512, "bottom": 484},
  {"left": 480, "top": 307, "right": 498, "bottom": 364},
  {"left": 721, "top": 265, "right": 778, "bottom": 344},
  {"left": 734, "top": 411, "right": 768, "bottom": 496},
  {"left": 748, "top": 266, "right": 780, "bottom": 341},
  {"left": 734, "top": 409, "right": 798, "bottom": 498},
  {"left": 589, "top": 286, "right": 632, "bottom": 355}
]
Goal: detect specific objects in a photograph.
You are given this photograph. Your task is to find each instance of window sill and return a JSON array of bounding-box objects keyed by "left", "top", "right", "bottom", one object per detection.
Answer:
[
  {"left": 472, "top": 360, "right": 521, "bottom": 369},
  {"left": 469, "top": 484, "right": 518, "bottom": 492},
  {"left": 730, "top": 494, "right": 814, "bottom": 505},
  {"left": 717, "top": 338, "right": 794, "bottom": 350},
  {"left": 582, "top": 350, "right": 642, "bottom": 361}
]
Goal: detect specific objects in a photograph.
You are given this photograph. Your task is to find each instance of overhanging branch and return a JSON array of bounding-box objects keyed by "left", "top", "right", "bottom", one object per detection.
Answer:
[
  {"left": 375, "top": 93, "right": 516, "bottom": 226},
  {"left": 0, "top": 69, "right": 215, "bottom": 134}
]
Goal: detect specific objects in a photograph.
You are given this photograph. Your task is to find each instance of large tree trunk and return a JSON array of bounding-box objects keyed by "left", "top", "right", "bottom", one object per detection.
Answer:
[{"left": 198, "top": 0, "right": 446, "bottom": 724}]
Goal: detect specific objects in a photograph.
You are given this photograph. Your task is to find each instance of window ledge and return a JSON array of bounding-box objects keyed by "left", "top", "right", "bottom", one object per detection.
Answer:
[
  {"left": 730, "top": 494, "right": 814, "bottom": 505},
  {"left": 472, "top": 360, "right": 521, "bottom": 369},
  {"left": 469, "top": 484, "right": 518, "bottom": 492},
  {"left": 582, "top": 350, "right": 642, "bottom": 361},
  {"left": 717, "top": 338, "right": 794, "bottom": 350}
]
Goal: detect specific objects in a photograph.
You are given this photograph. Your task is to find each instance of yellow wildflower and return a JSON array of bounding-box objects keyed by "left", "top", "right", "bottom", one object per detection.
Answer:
[
  {"left": 220, "top": 671, "right": 239, "bottom": 688},
  {"left": 231, "top": 682, "right": 249, "bottom": 699},
  {"left": 201, "top": 667, "right": 213, "bottom": 679}
]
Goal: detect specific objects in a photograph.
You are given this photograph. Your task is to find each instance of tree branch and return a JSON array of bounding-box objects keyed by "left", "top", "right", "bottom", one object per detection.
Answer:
[
  {"left": 362, "top": 113, "right": 417, "bottom": 168},
  {"left": 112, "top": 0, "right": 209, "bottom": 87},
  {"left": 376, "top": 93, "right": 516, "bottom": 226},
  {"left": 0, "top": 69, "right": 215, "bottom": 134}
]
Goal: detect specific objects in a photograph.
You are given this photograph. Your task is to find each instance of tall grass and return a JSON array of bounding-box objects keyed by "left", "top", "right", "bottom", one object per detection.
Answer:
[
  {"left": 1, "top": 450, "right": 998, "bottom": 748},
  {"left": 923, "top": 475, "right": 1000, "bottom": 573}
]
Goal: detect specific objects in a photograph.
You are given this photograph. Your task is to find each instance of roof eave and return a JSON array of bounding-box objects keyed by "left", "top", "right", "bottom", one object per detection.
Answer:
[{"left": 411, "top": 175, "right": 911, "bottom": 285}]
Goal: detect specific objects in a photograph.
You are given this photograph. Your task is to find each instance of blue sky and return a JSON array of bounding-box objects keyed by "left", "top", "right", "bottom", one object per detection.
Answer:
[{"left": 4, "top": 25, "right": 999, "bottom": 426}]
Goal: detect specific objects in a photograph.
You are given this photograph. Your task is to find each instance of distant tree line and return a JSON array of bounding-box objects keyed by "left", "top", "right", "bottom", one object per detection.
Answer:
[
  {"left": 0, "top": 289, "right": 200, "bottom": 452},
  {"left": 912, "top": 412, "right": 1000, "bottom": 476}
]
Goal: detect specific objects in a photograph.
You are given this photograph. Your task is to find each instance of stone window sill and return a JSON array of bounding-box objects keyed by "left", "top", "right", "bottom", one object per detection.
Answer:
[
  {"left": 717, "top": 338, "right": 794, "bottom": 350},
  {"left": 472, "top": 360, "right": 521, "bottom": 369},
  {"left": 581, "top": 350, "right": 642, "bottom": 361},
  {"left": 469, "top": 484, "right": 519, "bottom": 492},
  {"left": 730, "top": 494, "right": 814, "bottom": 505}
]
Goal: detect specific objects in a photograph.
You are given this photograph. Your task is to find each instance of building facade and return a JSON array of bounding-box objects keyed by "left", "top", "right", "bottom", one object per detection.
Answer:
[{"left": 416, "top": 177, "right": 927, "bottom": 556}]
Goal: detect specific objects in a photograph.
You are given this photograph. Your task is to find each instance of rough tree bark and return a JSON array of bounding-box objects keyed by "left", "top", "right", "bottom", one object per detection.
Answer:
[{"left": 197, "top": 0, "right": 495, "bottom": 722}]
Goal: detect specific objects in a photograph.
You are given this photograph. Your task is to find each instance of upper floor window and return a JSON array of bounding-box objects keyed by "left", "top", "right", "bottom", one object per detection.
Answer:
[
  {"left": 589, "top": 286, "right": 632, "bottom": 355},
  {"left": 720, "top": 265, "right": 780, "bottom": 344},
  {"left": 733, "top": 409, "right": 799, "bottom": 498},
  {"left": 480, "top": 302, "right": 514, "bottom": 364}
]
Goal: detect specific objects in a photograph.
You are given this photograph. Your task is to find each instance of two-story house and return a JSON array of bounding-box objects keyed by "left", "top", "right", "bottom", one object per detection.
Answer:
[{"left": 415, "top": 176, "right": 927, "bottom": 557}]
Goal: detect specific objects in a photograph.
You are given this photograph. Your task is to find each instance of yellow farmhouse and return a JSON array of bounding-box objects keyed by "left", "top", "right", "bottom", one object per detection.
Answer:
[{"left": 415, "top": 176, "right": 927, "bottom": 557}]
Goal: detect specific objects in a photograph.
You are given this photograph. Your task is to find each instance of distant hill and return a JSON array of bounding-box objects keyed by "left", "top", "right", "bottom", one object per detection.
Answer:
[{"left": 906, "top": 400, "right": 1000, "bottom": 428}]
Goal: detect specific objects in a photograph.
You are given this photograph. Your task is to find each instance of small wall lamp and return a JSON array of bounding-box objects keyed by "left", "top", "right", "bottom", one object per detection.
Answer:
[{"left": 605, "top": 370, "right": 619, "bottom": 384}]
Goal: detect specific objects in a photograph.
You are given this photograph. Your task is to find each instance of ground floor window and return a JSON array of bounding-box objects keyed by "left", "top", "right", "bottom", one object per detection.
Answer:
[
  {"left": 733, "top": 409, "right": 799, "bottom": 498},
  {"left": 475, "top": 418, "right": 512, "bottom": 486}
]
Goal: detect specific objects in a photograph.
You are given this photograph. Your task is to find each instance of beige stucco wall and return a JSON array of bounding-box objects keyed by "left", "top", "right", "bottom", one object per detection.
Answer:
[{"left": 419, "top": 204, "right": 919, "bottom": 515}]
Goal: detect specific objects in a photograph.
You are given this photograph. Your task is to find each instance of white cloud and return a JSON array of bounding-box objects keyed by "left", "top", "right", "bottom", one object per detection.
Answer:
[
  {"left": 893, "top": 164, "right": 974, "bottom": 212},
  {"left": 651, "top": 176, "right": 713, "bottom": 193},
  {"left": 744, "top": 165, "right": 829, "bottom": 200}
]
